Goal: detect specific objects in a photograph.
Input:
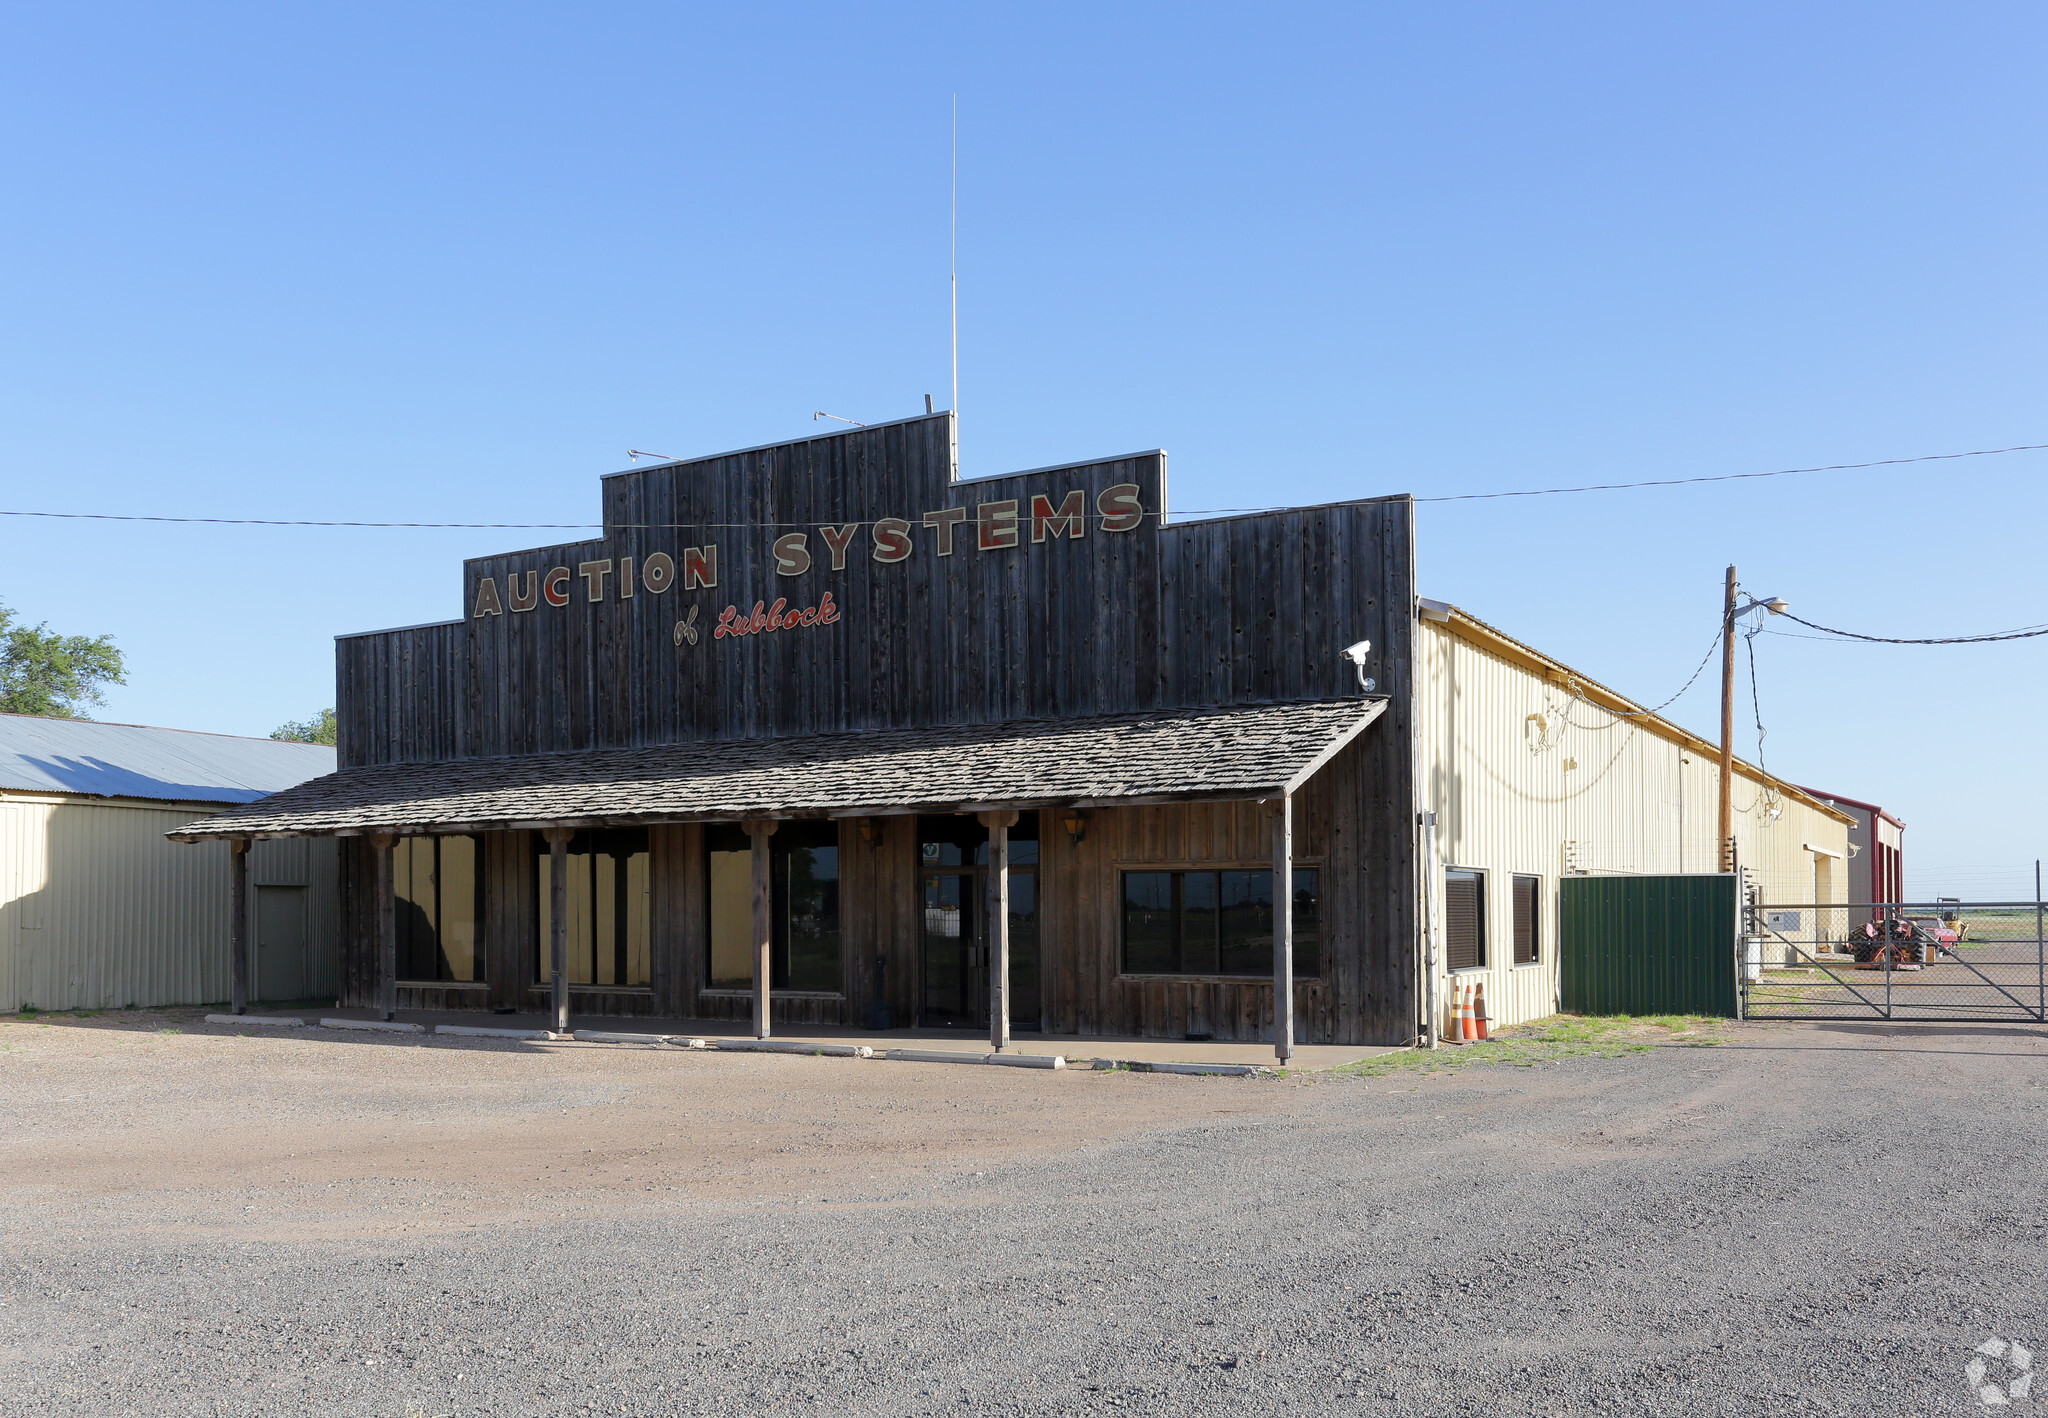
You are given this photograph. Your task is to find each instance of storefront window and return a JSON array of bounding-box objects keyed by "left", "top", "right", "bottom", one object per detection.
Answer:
[
  {"left": 1120, "top": 868, "right": 1319, "bottom": 978},
  {"left": 395, "top": 835, "right": 482, "bottom": 982},
  {"left": 534, "top": 830, "right": 650, "bottom": 987},
  {"left": 706, "top": 823, "right": 841, "bottom": 992}
]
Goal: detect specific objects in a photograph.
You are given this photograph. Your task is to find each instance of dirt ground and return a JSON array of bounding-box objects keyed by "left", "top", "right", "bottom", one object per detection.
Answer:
[{"left": 2, "top": 1008, "right": 2045, "bottom": 1416}]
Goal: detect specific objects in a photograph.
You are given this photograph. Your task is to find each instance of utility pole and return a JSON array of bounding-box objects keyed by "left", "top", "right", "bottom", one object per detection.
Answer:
[
  {"left": 1718, "top": 565, "right": 1738, "bottom": 873},
  {"left": 1717, "top": 569, "right": 1790, "bottom": 875}
]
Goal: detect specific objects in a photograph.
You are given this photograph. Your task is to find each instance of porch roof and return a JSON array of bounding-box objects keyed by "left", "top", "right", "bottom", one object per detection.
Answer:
[{"left": 166, "top": 698, "right": 1387, "bottom": 843}]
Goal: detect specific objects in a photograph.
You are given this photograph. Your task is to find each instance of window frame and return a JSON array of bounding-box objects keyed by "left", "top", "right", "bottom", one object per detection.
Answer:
[
  {"left": 1511, "top": 873, "right": 1541, "bottom": 966},
  {"left": 1115, "top": 862, "right": 1324, "bottom": 981},
  {"left": 1444, "top": 866, "right": 1487, "bottom": 972},
  {"left": 394, "top": 833, "right": 486, "bottom": 985},
  {"left": 533, "top": 828, "right": 653, "bottom": 990},
  {"left": 704, "top": 821, "right": 846, "bottom": 997}
]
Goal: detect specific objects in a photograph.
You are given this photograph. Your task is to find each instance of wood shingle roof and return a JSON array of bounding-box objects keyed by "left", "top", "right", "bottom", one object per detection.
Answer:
[{"left": 166, "top": 698, "right": 1386, "bottom": 842}]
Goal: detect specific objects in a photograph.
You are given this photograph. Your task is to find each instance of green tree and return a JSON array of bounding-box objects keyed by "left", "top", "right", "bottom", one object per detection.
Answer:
[
  {"left": 272, "top": 708, "right": 338, "bottom": 745},
  {"left": 0, "top": 601, "right": 126, "bottom": 718}
]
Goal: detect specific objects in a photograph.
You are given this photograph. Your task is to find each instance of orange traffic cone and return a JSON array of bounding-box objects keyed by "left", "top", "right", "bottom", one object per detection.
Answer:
[
  {"left": 1445, "top": 987, "right": 1460, "bottom": 1044},
  {"left": 1459, "top": 984, "right": 1474, "bottom": 1042},
  {"left": 1474, "top": 981, "right": 1490, "bottom": 1041}
]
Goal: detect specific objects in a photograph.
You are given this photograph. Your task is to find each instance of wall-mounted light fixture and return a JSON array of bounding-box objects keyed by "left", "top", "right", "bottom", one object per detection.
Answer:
[
  {"left": 857, "top": 818, "right": 881, "bottom": 846},
  {"left": 1061, "top": 808, "right": 1089, "bottom": 847}
]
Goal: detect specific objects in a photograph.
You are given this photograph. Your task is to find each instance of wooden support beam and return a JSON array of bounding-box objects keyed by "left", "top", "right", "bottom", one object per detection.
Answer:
[
  {"left": 369, "top": 833, "right": 397, "bottom": 1021},
  {"left": 229, "top": 839, "right": 251, "bottom": 1015},
  {"left": 541, "top": 826, "right": 574, "bottom": 1034},
  {"left": 979, "top": 810, "right": 1019, "bottom": 1052},
  {"left": 742, "top": 818, "right": 778, "bottom": 1038},
  {"left": 1272, "top": 794, "right": 1294, "bottom": 1064}
]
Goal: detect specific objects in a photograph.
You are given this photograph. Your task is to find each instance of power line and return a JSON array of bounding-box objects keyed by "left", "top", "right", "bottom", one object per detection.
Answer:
[
  {"left": 1776, "top": 612, "right": 2048, "bottom": 645},
  {"left": 1744, "top": 624, "right": 1772, "bottom": 791},
  {"left": 0, "top": 511, "right": 600, "bottom": 530},
  {"left": 1, "top": 439, "right": 2042, "bottom": 532},
  {"left": 1408, "top": 441, "right": 2048, "bottom": 504},
  {"left": 1625, "top": 626, "right": 1723, "bottom": 716},
  {"left": 1559, "top": 626, "right": 1722, "bottom": 731}
]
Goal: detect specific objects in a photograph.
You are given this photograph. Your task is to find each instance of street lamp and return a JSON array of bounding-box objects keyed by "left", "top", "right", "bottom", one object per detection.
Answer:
[{"left": 1718, "top": 567, "right": 1788, "bottom": 870}]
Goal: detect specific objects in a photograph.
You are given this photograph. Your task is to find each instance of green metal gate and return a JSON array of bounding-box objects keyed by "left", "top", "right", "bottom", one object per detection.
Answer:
[{"left": 1560, "top": 874, "right": 1739, "bottom": 1018}]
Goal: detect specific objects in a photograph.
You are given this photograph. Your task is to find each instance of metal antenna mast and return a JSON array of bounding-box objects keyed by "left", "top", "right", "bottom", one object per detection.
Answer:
[{"left": 951, "top": 94, "right": 959, "bottom": 469}]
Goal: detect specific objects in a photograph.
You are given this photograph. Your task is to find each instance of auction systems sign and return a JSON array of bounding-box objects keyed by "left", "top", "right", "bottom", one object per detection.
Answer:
[{"left": 466, "top": 483, "right": 1144, "bottom": 649}]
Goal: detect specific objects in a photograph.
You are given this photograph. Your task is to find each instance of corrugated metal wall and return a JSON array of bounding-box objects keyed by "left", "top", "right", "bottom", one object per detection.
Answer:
[
  {"left": 1413, "top": 618, "right": 1849, "bottom": 1031},
  {"left": 1559, "top": 875, "right": 1739, "bottom": 1017},
  {"left": 0, "top": 794, "right": 339, "bottom": 1011}
]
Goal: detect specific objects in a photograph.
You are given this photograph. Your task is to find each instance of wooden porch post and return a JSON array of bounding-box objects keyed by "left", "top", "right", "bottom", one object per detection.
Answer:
[
  {"left": 369, "top": 833, "right": 397, "bottom": 1021},
  {"left": 743, "top": 819, "right": 778, "bottom": 1038},
  {"left": 229, "top": 838, "right": 251, "bottom": 1015},
  {"left": 1272, "top": 794, "right": 1294, "bottom": 1064},
  {"left": 542, "top": 827, "right": 573, "bottom": 1034},
  {"left": 979, "top": 810, "right": 1019, "bottom": 1052}
]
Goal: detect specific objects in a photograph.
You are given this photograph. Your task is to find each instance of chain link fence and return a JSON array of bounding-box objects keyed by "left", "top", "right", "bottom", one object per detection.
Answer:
[{"left": 1739, "top": 894, "right": 2048, "bottom": 1022}]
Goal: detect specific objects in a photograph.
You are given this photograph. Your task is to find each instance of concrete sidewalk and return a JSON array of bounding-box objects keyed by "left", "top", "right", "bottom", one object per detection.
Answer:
[{"left": 304, "top": 1006, "right": 1402, "bottom": 1070}]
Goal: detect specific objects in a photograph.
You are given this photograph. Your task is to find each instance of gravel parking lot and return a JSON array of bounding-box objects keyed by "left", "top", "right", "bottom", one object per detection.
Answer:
[{"left": 1, "top": 1009, "right": 2043, "bottom": 1417}]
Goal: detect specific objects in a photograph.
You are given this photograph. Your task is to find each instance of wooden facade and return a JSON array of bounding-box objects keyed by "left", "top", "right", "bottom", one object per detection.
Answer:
[{"left": 330, "top": 414, "right": 1421, "bottom": 1046}]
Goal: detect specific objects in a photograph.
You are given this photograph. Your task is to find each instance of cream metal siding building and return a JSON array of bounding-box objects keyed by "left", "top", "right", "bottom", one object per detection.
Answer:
[
  {"left": 0, "top": 715, "right": 339, "bottom": 1012},
  {"left": 1413, "top": 599, "right": 1854, "bottom": 1031}
]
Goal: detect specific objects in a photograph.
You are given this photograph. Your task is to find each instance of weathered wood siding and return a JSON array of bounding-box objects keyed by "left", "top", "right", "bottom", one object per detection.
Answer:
[
  {"left": 1035, "top": 733, "right": 1403, "bottom": 1045},
  {"left": 337, "top": 416, "right": 1411, "bottom": 763},
  {"left": 332, "top": 414, "right": 1419, "bottom": 1043}
]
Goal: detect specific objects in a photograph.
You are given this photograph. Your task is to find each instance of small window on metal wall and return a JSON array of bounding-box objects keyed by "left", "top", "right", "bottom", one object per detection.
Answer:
[
  {"left": 1444, "top": 868, "right": 1485, "bottom": 971},
  {"left": 1511, "top": 874, "right": 1540, "bottom": 965}
]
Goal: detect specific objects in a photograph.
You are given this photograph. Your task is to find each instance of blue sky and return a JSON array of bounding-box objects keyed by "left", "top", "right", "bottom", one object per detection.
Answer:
[{"left": 2, "top": 3, "right": 2042, "bottom": 889}]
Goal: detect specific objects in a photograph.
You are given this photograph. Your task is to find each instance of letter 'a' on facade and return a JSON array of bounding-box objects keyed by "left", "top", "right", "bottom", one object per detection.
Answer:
[{"left": 197, "top": 412, "right": 1888, "bottom": 1061}]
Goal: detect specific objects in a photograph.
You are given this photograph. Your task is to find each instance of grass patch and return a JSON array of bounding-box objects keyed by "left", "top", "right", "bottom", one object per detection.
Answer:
[{"left": 1333, "top": 1013, "right": 1727, "bottom": 1078}]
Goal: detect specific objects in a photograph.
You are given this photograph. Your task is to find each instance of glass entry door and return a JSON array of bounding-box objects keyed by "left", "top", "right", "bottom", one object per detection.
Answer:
[
  {"left": 921, "top": 871, "right": 984, "bottom": 1027},
  {"left": 917, "top": 815, "right": 1041, "bottom": 1031}
]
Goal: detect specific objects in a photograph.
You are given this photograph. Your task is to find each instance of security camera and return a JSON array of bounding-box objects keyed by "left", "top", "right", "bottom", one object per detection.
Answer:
[{"left": 1340, "top": 639, "right": 1375, "bottom": 693}]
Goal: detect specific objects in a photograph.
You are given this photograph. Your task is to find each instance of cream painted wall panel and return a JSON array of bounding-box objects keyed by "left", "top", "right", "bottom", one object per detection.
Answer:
[
  {"left": 0, "top": 799, "right": 53, "bottom": 1011},
  {"left": 0, "top": 796, "right": 340, "bottom": 1011},
  {"left": 1414, "top": 620, "right": 1849, "bottom": 1033}
]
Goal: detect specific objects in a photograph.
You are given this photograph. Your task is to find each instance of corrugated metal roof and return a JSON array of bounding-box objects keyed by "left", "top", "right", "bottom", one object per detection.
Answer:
[
  {"left": 0, "top": 714, "right": 337, "bottom": 805},
  {"left": 167, "top": 698, "right": 1386, "bottom": 841}
]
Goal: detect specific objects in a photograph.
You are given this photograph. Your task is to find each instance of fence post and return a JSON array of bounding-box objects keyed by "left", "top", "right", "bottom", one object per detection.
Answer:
[
  {"left": 1883, "top": 901, "right": 1894, "bottom": 1021},
  {"left": 2036, "top": 860, "right": 2043, "bottom": 1025},
  {"left": 1734, "top": 876, "right": 1747, "bottom": 1022}
]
